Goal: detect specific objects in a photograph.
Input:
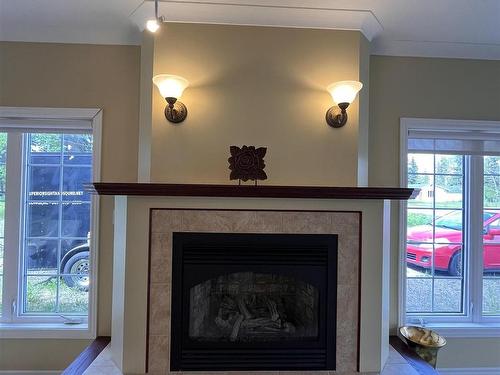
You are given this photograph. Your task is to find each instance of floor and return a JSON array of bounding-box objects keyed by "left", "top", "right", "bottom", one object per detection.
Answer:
[
  {"left": 82, "top": 346, "right": 121, "bottom": 375},
  {"left": 379, "top": 347, "right": 420, "bottom": 375},
  {"left": 82, "top": 346, "right": 420, "bottom": 375}
]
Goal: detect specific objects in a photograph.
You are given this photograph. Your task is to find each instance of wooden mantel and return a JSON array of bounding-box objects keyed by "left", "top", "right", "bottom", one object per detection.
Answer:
[{"left": 91, "top": 183, "right": 417, "bottom": 200}]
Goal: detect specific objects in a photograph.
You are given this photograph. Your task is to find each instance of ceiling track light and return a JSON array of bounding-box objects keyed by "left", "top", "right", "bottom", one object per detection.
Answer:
[{"left": 146, "top": 0, "right": 164, "bottom": 33}]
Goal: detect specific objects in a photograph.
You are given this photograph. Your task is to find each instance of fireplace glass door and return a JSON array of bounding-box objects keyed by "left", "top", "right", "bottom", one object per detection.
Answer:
[
  {"left": 189, "top": 272, "right": 319, "bottom": 343},
  {"left": 170, "top": 232, "right": 337, "bottom": 371}
]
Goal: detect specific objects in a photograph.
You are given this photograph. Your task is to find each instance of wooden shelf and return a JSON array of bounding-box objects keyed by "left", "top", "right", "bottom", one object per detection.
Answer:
[
  {"left": 61, "top": 336, "right": 111, "bottom": 375},
  {"left": 90, "top": 183, "right": 417, "bottom": 200}
]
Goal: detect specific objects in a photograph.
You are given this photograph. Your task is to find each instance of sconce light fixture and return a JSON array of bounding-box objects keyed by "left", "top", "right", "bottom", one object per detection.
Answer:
[
  {"left": 153, "top": 74, "right": 189, "bottom": 123},
  {"left": 325, "top": 80, "right": 363, "bottom": 128}
]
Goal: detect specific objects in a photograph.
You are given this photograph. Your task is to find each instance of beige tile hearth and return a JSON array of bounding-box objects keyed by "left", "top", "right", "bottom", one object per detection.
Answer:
[
  {"left": 148, "top": 209, "right": 361, "bottom": 374},
  {"left": 81, "top": 346, "right": 415, "bottom": 375}
]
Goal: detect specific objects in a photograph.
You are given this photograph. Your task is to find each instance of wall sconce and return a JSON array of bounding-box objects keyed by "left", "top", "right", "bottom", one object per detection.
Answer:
[
  {"left": 325, "top": 80, "right": 363, "bottom": 128},
  {"left": 152, "top": 74, "right": 189, "bottom": 123}
]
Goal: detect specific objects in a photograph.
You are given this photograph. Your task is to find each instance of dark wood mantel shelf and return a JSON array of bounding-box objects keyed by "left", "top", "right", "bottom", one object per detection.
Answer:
[{"left": 90, "top": 183, "right": 417, "bottom": 200}]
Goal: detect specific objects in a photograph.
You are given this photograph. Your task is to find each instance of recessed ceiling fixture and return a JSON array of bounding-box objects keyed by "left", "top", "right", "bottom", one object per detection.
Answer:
[{"left": 146, "top": 0, "right": 164, "bottom": 33}]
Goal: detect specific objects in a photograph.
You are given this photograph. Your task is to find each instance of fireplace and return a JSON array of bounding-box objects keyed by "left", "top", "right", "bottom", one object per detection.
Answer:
[{"left": 170, "top": 232, "right": 338, "bottom": 371}]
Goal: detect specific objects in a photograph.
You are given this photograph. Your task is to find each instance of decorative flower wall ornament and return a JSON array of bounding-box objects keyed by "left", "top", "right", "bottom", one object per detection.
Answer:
[{"left": 228, "top": 145, "right": 267, "bottom": 184}]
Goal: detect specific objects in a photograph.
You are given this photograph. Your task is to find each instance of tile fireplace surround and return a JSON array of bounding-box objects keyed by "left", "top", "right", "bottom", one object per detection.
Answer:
[{"left": 148, "top": 209, "right": 361, "bottom": 375}]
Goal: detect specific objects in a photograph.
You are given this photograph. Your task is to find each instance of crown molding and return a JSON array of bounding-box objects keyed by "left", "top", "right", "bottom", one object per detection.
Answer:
[
  {"left": 130, "top": 0, "right": 383, "bottom": 41},
  {"left": 372, "top": 38, "right": 500, "bottom": 61}
]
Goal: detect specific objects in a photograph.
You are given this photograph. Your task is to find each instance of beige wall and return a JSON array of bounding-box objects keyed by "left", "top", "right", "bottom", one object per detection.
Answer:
[
  {"left": 369, "top": 55, "right": 500, "bottom": 368},
  {"left": 2, "top": 32, "right": 499, "bottom": 372},
  {"left": 149, "top": 23, "right": 367, "bottom": 186},
  {"left": 0, "top": 42, "right": 140, "bottom": 371}
]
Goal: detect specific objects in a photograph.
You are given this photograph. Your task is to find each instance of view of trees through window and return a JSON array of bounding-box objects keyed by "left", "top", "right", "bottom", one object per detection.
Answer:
[{"left": 406, "top": 153, "right": 500, "bottom": 316}]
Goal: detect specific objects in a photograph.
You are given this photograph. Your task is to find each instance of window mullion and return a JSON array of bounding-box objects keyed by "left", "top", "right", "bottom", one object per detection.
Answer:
[
  {"left": 468, "top": 155, "right": 484, "bottom": 323},
  {"left": 56, "top": 135, "right": 64, "bottom": 314},
  {"left": 1, "top": 133, "right": 23, "bottom": 322}
]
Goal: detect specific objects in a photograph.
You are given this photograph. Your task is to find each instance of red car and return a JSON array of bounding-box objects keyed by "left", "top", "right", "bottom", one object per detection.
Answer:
[{"left": 407, "top": 210, "right": 500, "bottom": 275}]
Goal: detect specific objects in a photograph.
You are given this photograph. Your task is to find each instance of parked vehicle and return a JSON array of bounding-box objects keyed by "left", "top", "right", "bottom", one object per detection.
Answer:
[
  {"left": 27, "top": 237, "right": 90, "bottom": 291},
  {"left": 25, "top": 150, "right": 91, "bottom": 290},
  {"left": 407, "top": 210, "right": 500, "bottom": 275},
  {"left": 60, "top": 243, "right": 90, "bottom": 290}
]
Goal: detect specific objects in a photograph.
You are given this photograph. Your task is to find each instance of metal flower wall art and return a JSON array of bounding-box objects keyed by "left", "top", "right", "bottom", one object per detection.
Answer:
[{"left": 228, "top": 145, "right": 267, "bottom": 185}]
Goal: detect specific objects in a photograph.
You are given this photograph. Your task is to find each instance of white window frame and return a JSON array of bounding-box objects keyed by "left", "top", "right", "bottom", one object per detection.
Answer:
[
  {"left": 0, "top": 107, "right": 101, "bottom": 339},
  {"left": 400, "top": 118, "right": 500, "bottom": 338}
]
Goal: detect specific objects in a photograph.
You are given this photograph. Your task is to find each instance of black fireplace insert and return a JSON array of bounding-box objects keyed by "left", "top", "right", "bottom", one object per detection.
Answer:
[{"left": 170, "top": 232, "right": 337, "bottom": 371}]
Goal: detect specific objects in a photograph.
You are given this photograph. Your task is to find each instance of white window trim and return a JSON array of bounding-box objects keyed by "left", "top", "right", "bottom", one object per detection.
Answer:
[
  {"left": 0, "top": 107, "right": 102, "bottom": 339},
  {"left": 399, "top": 118, "right": 500, "bottom": 338}
]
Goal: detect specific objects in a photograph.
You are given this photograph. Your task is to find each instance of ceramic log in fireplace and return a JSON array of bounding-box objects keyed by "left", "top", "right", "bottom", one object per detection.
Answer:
[{"left": 170, "top": 232, "right": 338, "bottom": 371}]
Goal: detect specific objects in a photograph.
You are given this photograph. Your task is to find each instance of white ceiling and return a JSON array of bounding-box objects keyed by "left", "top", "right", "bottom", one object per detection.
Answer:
[{"left": 2, "top": 0, "right": 500, "bottom": 60}]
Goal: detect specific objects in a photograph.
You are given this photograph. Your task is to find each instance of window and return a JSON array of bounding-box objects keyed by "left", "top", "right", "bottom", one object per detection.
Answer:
[
  {"left": 0, "top": 134, "right": 6, "bottom": 315},
  {"left": 0, "top": 107, "right": 101, "bottom": 338},
  {"left": 23, "top": 133, "right": 92, "bottom": 314},
  {"left": 401, "top": 119, "right": 500, "bottom": 332}
]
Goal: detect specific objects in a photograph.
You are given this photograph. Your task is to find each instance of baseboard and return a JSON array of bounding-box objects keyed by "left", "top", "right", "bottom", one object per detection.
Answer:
[
  {"left": 0, "top": 372, "right": 59, "bottom": 375},
  {"left": 439, "top": 368, "right": 500, "bottom": 374}
]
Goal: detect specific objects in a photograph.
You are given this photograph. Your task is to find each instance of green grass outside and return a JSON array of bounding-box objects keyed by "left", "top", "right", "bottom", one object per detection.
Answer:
[{"left": 26, "top": 276, "right": 88, "bottom": 314}]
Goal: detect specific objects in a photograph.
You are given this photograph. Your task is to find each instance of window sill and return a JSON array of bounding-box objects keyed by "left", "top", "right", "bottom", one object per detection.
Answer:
[
  {"left": 0, "top": 322, "right": 93, "bottom": 339},
  {"left": 425, "top": 323, "right": 500, "bottom": 338}
]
